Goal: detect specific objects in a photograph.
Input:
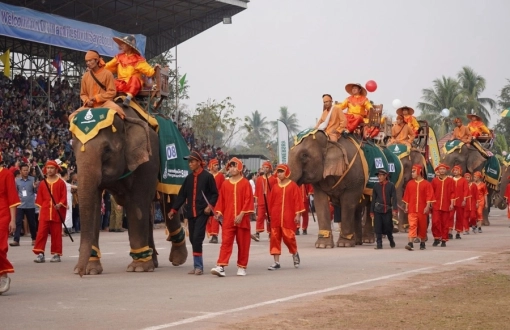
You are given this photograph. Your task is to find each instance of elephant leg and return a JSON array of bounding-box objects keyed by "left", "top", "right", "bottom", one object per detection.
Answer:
[
  {"left": 124, "top": 198, "right": 155, "bottom": 272},
  {"left": 337, "top": 193, "right": 360, "bottom": 247},
  {"left": 163, "top": 195, "right": 188, "bottom": 266},
  {"left": 362, "top": 195, "right": 374, "bottom": 244},
  {"left": 313, "top": 188, "right": 335, "bottom": 248},
  {"left": 148, "top": 203, "right": 158, "bottom": 269},
  {"left": 482, "top": 207, "right": 490, "bottom": 226}
]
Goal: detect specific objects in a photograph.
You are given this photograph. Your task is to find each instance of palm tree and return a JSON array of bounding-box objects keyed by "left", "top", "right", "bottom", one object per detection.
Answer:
[
  {"left": 242, "top": 110, "right": 271, "bottom": 148},
  {"left": 271, "top": 106, "right": 301, "bottom": 137},
  {"left": 457, "top": 66, "right": 496, "bottom": 123},
  {"left": 494, "top": 79, "right": 510, "bottom": 148},
  {"left": 416, "top": 76, "right": 464, "bottom": 134}
]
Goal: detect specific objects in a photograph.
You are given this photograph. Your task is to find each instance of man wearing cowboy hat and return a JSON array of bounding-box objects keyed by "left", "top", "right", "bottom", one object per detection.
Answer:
[
  {"left": 387, "top": 115, "right": 415, "bottom": 147},
  {"left": 396, "top": 106, "right": 419, "bottom": 136},
  {"left": 314, "top": 94, "right": 346, "bottom": 142},
  {"left": 336, "top": 83, "right": 375, "bottom": 136},
  {"left": 450, "top": 118, "right": 471, "bottom": 144},
  {"left": 105, "top": 35, "right": 159, "bottom": 106},
  {"left": 466, "top": 114, "right": 490, "bottom": 138}
]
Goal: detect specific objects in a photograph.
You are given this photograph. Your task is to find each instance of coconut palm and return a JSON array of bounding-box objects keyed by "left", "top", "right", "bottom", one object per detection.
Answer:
[
  {"left": 242, "top": 110, "right": 271, "bottom": 148},
  {"left": 271, "top": 106, "right": 301, "bottom": 137},
  {"left": 494, "top": 79, "right": 510, "bottom": 148},
  {"left": 457, "top": 66, "right": 495, "bottom": 123}
]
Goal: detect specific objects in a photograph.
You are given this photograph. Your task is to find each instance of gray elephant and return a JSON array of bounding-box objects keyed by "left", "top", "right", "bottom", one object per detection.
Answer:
[
  {"left": 70, "top": 106, "right": 187, "bottom": 276},
  {"left": 288, "top": 130, "right": 368, "bottom": 248}
]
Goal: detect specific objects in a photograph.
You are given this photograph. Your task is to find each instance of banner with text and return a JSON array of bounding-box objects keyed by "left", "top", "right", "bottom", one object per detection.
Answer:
[
  {"left": 277, "top": 120, "right": 289, "bottom": 164},
  {"left": 0, "top": 2, "right": 146, "bottom": 57}
]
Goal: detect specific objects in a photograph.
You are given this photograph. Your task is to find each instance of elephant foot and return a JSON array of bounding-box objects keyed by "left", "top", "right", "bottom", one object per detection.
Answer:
[
  {"left": 362, "top": 235, "right": 375, "bottom": 244},
  {"left": 169, "top": 242, "right": 188, "bottom": 266},
  {"left": 152, "top": 253, "right": 159, "bottom": 269},
  {"left": 337, "top": 237, "right": 356, "bottom": 247},
  {"left": 315, "top": 236, "right": 334, "bottom": 249},
  {"left": 126, "top": 259, "right": 155, "bottom": 272},
  {"left": 74, "top": 260, "right": 103, "bottom": 275},
  {"left": 483, "top": 219, "right": 490, "bottom": 226}
]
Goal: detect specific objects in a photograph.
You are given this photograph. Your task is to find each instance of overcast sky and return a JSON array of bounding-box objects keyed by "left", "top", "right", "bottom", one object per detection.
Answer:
[{"left": 177, "top": 0, "right": 508, "bottom": 134}]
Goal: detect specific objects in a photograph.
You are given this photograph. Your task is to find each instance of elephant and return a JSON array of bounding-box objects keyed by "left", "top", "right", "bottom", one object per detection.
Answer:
[
  {"left": 288, "top": 130, "right": 370, "bottom": 248},
  {"left": 493, "top": 165, "right": 509, "bottom": 210},
  {"left": 442, "top": 143, "right": 494, "bottom": 225},
  {"left": 71, "top": 105, "right": 187, "bottom": 276}
]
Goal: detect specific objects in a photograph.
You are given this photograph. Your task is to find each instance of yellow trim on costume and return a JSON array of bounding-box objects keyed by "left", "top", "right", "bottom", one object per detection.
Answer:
[
  {"left": 130, "top": 246, "right": 150, "bottom": 254},
  {"left": 441, "top": 141, "right": 464, "bottom": 155},
  {"left": 9, "top": 202, "right": 21, "bottom": 208},
  {"left": 116, "top": 96, "right": 159, "bottom": 131}
]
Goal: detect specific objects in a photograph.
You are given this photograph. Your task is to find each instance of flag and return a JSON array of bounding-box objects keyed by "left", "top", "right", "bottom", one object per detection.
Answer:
[
  {"left": 277, "top": 120, "right": 289, "bottom": 164},
  {"left": 501, "top": 108, "right": 510, "bottom": 118},
  {"left": 0, "top": 49, "right": 10, "bottom": 77},
  {"left": 52, "top": 52, "right": 62, "bottom": 76},
  {"left": 179, "top": 73, "right": 187, "bottom": 91}
]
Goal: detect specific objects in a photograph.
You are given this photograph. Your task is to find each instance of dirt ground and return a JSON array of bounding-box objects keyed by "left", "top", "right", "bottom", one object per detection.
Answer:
[{"left": 225, "top": 251, "right": 510, "bottom": 330}]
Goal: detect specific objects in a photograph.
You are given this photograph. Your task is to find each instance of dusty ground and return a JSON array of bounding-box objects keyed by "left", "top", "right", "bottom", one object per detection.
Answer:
[{"left": 225, "top": 251, "right": 510, "bottom": 330}]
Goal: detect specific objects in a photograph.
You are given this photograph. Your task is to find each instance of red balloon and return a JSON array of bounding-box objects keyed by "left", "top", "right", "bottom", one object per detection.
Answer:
[{"left": 365, "top": 80, "right": 377, "bottom": 93}]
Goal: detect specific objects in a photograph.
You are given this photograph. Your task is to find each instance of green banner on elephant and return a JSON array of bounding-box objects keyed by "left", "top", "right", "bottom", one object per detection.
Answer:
[
  {"left": 382, "top": 147, "right": 403, "bottom": 188},
  {"left": 69, "top": 108, "right": 117, "bottom": 149},
  {"left": 361, "top": 143, "right": 389, "bottom": 193},
  {"left": 442, "top": 139, "right": 464, "bottom": 155},
  {"left": 426, "top": 161, "right": 435, "bottom": 182},
  {"left": 155, "top": 115, "right": 190, "bottom": 195},
  {"left": 483, "top": 156, "right": 501, "bottom": 190},
  {"left": 386, "top": 144, "right": 409, "bottom": 160}
]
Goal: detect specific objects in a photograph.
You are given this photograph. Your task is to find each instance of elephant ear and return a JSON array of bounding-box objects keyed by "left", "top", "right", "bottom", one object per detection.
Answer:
[
  {"left": 323, "top": 143, "right": 348, "bottom": 179},
  {"left": 123, "top": 117, "right": 152, "bottom": 171}
]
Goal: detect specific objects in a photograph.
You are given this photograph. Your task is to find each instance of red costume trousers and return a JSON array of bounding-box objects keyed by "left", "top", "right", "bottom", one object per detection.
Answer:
[
  {"left": 217, "top": 225, "right": 251, "bottom": 268},
  {"left": 256, "top": 203, "right": 269, "bottom": 233},
  {"left": 432, "top": 210, "right": 450, "bottom": 241},
  {"left": 476, "top": 200, "right": 485, "bottom": 221},
  {"left": 449, "top": 206, "right": 464, "bottom": 233},
  {"left": 33, "top": 220, "right": 63, "bottom": 256},
  {"left": 346, "top": 114, "right": 364, "bottom": 133},
  {"left": 299, "top": 202, "right": 310, "bottom": 230},
  {"left": 0, "top": 217, "right": 14, "bottom": 276},
  {"left": 115, "top": 76, "right": 142, "bottom": 97},
  {"left": 465, "top": 208, "right": 476, "bottom": 228},
  {"left": 270, "top": 227, "right": 298, "bottom": 255},
  {"left": 407, "top": 213, "right": 427, "bottom": 240},
  {"left": 206, "top": 216, "right": 220, "bottom": 236}
]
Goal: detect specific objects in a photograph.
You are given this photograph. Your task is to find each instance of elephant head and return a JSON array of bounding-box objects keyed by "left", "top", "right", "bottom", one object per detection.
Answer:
[
  {"left": 442, "top": 144, "right": 485, "bottom": 174},
  {"left": 493, "top": 166, "right": 510, "bottom": 210}
]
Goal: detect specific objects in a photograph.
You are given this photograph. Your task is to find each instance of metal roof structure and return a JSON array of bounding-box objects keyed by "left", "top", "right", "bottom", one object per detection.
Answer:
[{"left": 3, "top": 0, "right": 249, "bottom": 59}]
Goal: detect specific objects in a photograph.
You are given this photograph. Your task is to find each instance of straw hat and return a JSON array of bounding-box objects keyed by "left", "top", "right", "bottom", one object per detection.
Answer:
[
  {"left": 467, "top": 113, "right": 482, "bottom": 121},
  {"left": 396, "top": 106, "right": 415, "bottom": 116},
  {"left": 345, "top": 83, "right": 367, "bottom": 96},
  {"left": 113, "top": 35, "right": 141, "bottom": 55}
]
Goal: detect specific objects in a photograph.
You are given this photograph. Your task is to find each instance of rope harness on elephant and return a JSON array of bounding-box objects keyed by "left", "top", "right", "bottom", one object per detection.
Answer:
[{"left": 330, "top": 137, "right": 363, "bottom": 190}]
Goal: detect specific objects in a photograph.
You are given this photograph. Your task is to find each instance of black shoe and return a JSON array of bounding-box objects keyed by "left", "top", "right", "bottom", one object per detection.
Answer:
[
  {"left": 302, "top": 229, "right": 307, "bottom": 235},
  {"left": 405, "top": 242, "right": 414, "bottom": 251},
  {"left": 374, "top": 244, "right": 382, "bottom": 250},
  {"left": 441, "top": 241, "right": 446, "bottom": 247},
  {"left": 9, "top": 241, "right": 20, "bottom": 247},
  {"left": 420, "top": 242, "right": 426, "bottom": 250},
  {"left": 432, "top": 239, "right": 440, "bottom": 247},
  {"left": 448, "top": 233, "right": 453, "bottom": 239},
  {"left": 455, "top": 233, "right": 461, "bottom": 239},
  {"left": 295, "top": 229, "right": 300, "bottom": 235},
  {"left": 389, "top": 240, "right": 396, "bottom": 248},
  {"left": 209, "top": 235, "right": 218, "bottom": 244}
]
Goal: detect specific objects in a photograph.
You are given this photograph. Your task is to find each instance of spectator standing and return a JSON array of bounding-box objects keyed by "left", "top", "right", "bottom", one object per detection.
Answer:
[{"left": 11, "top": 163, "right": 38, "bottom": 247}]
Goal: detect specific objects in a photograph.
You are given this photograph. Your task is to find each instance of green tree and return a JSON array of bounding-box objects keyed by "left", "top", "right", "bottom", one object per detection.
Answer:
[
  {"left": 270, "top": 106, "right": 301, "bottom": 137},
  {"left": 457, "top": 66, "right": 495, "bottom": 123},
  {"left": 494, "top": 79, "right": 510, "bottom": 149},
  {"left": 242, "top": 110, "right": 271, "bottom": 149}
]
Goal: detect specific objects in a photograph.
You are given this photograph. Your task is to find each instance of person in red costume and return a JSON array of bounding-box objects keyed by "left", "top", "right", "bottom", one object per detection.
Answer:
[
  {"left": 266, "top": 164, "right": 304, "bottom": 270},
  {"left": 504, "top": 176, "right": 510, "bottom": 226},
  {"left": 105, "top": 35, "right": 159, "bottom": 106},
  {"left": 296, "top": 184, "right": 313, "bottom": 235},
  {"left": 464, "top": 173, "right": 478, "bottom": 233},
  {"left": 0, "top": 153, "right": 21, "bottom": 295},
  {"left": 206, "top": 159, "right": 225, "bottom": 244},
  {"left": 33, "top": 160, "right": 68, "bottom": 263},
  {"left": 431, "top": 164, "right": 455, "bottom": 247},
  {"left": 252, "top": 161, "right": 277, "bottom": 241},
  {"left": 337, "top": 83, "right": 375, "bottom": 136},
  {"left": 402, "top": 165, "right": 434, "bottom": 251},
  {"left": 473, "top": 171, "right": 488, "bottom": 233},
  {"left": 449, "top": 165, "right": 469, "bottom": 239},
  {"left": 211, "top": 157, "right": 254, "bottom": 277}
]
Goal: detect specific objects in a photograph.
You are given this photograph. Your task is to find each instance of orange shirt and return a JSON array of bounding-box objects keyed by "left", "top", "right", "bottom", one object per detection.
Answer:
[
  {"left": 105, "top": 53, "right": 156, "bottom": 85},
  {"left": 268, "top": 180, "right": 305, "bottom": 229},
  {"left": 402, "top": 178, "right": 435, "bottom": 213},
  {"left": 452, "top": 176, "right": 469, "bottom": 207},
  {"left": 453, "top": 125, "right": 472, "bottom": 144},
  {"left": 315, "top": 105, "right": 346, "bottom": 136},
  {"left": 80, "top": 67, "right": 117, "bottom": 107},
  {"left": 403, "top": 115, "right": 419, "bottom": 133},
  {"left": 389, "top": 123, "right": 415, "bottom": 146},
  {"left": 338, "top": 95, "right": 372, "bottom": 117},
  {"left": 475, "top": 181, "right": 488, "bottom": 202},
  {"left": 254, "top": 175, "right": 277, "bottom": 204},
  {"left": 215, "top": 177, "right": 254, "bottom": 230},
  {"left": 431, "top": 176, "right": 456, "bottom": 211},
  {"left": 467, "top": 121, "right": 490, "bottom": 136}
]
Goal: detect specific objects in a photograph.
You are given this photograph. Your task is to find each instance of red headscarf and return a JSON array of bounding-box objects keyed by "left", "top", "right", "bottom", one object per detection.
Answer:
[
  {"left": 208, "top": 158, "right": 219, "bottom": 170},
  {"left": 262, "top": 161, "right": 273, "bottom": 171},
  {"left": 473, "top": 171, "right": 482, "bottom": 178},
  {"left": 229, "top": 157, "right": 243, "bottom": 172},
  {"left": 452, "top": 165, "right": 462, "bottom": 174},
  {"left": 43, "top": 160, "right": 62, "bottom": 174},
  {"left": 434, "top": 163, "right": 450, "bottom": 172},
  {"left": 412, "top": 164, "right": 423, "bottom": 175},
  {"left": 464, "top": 173, "right": 472, "bottom": 179},
  {"left": 276, "top": 163, "right": 291, "bottom": 178}
]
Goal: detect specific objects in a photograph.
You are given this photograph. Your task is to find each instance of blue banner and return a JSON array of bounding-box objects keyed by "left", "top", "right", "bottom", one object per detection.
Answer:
[{"left": 0, "top": 3, "right": 146, "bottom": 57}]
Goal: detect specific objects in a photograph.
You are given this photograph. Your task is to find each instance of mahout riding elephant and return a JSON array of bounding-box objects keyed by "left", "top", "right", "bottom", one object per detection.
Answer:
[
  {"left": 288, "top": 130, "right": 369, "bottom": 248},
  {"left": 71, "top": 105, "right": 187, "bottom": 276}
]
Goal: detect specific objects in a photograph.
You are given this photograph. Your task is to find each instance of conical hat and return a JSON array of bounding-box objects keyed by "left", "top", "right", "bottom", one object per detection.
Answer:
[
  {"left": 396, "top": 106, "right": 414, "bottom": 116},
  {"left": 113, "top": 35, "right": 141, "bottom": 56},
  {"left": 345, "top": 83, "right": 367, "bottom": 97},
  {"left": 467, "top": 113, "right": 482, "bottom": 121}
]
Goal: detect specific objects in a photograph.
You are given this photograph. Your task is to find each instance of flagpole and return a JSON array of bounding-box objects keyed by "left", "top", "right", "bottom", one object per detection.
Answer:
[
  {"left": 175, "top": 43, "right": 178, "bottom": 113},
  {"left": 48, "top": 45, "right": 51, "bottom": 119}
]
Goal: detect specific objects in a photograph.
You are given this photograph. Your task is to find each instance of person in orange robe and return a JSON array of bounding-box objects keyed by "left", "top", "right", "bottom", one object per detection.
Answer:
[
  {"left": 504, "top": 176, "right": 510, "bottom": 224},
  {"left": 267, "top": 164, "right": 305, "bottom": 270},
  {"left": 449, "top": 165, "right": 469, "bottom": 239},
  {"left": 450, "top": 118, "right": 472, "bottom": 144},
  {"left": 467, "top": 114, "right": 491, "bottom": 138},
  {"left": 473, "top": 171, "right": 488, "bottom": 233},
  {"left": 105, "top": 35, "right": 159, "bottom": 106},
  {"left": 402, "top": 164, "right": 435, "bottom": 251},
  {"left": 431, "top": 163, "right": 455, "bottom": 247},
  {"left": 337, "top": 83, "right": 375, "bottom": 136},
  {"left": 464, "top": 173, "right": 478, "bottom": 233},
  {"left": 296, "top": 184, "right": 313, "bottom": 235},
  {"left": 396, "top": 106, "right": 420, "bottom": 136},
  {"left": 211, "top": 158, "right": 254, "bottom": 277},
  {"left": 206, "top": 159, "right": 225, "bottom": 243},
  {"left": 387, "top": 115, "right": 415, "bottom": 147},
  {"left": 253, "top": 161, "right": 277, "bottom": 240},
  {"left": 33, "top": 160, "right": 68, "bottom": 263},
  {"left": 314, "top": 94, "right": 346, "bottom": 142},
  {"left": 0, "top": 153, "right": 21, "bottom": 295}
]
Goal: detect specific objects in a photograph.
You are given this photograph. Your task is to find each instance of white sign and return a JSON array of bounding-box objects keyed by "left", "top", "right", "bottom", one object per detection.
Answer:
[{"left": 166, "top": 144, "right": 177, "bottom": 160}]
